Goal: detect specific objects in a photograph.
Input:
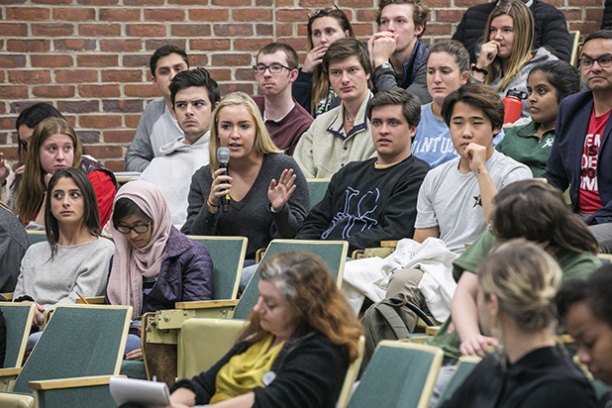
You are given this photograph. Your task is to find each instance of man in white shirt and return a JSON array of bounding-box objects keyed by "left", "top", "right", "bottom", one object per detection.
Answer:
[
  {"left": 387, "top": 84, "right": 531, "bottom": 312},
  {"left": 140, "top": 68, "right": 220, "bottom": 228}
]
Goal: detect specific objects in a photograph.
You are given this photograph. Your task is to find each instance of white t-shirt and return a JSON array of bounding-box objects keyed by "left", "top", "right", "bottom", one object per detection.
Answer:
[{"left": 415, "top": 150, "right": 532, "bottom": 253}]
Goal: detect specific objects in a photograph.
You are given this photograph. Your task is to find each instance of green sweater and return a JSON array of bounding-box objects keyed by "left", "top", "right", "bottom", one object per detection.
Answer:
[{"left": 428, "top": 230, "right": 601, "bottom": 362}]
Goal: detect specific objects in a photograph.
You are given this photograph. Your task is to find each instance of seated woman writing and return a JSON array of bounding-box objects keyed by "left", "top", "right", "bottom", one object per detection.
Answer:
[
  {"left": 107, "top": 180, "right": 213, "bottom": 360},
  {"left": 165, "top": 251, "right": 363, "bottom": 408},
  {"left": 14, "top": 168, "right": 113, "bottom": 339},
  {"left": 440, "top": 240, "right": 595, "bottom": 407}
]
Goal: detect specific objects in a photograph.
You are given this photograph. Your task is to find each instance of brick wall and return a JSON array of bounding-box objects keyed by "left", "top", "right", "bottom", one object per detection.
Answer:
[{"left": 0, "top": 0, "right": 604, "bottom": 171}]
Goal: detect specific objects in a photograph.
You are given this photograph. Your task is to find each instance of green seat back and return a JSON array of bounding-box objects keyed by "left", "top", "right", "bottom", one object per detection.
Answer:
[
  {"left": 26, "top": 231, "right": 47, "bottom": 246},
  {"left": 120, "top": 359, "right": 147, "bottom": 380},
  {"left": 307, "top": 178, "right": 330, "bottom": 208},
  {"left": 435, "top": 358, "right": 480, "bottom": 407},
  {"left": 347, "top": 340, "right": 443, "bottom": 408},
  {"left": 0, "top": 303, "right": 35, "bottom": 368},
  {"left": 13, "top": 305, "right": 131, "bottom": 395},
  {"left": 188, "top": 236, "right": 247, "bottom": 300},
  {"left": 233, "top": 239, "right": 348, "bottom": 320}
]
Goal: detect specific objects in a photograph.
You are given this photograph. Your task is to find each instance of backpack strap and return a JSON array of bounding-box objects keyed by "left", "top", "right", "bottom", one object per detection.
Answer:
[
  {"left": 375, "top": 301, "right": 412, "bottom": 339},
  {"left": 388, "top": 293, "right": 436, "bottom": 327}
]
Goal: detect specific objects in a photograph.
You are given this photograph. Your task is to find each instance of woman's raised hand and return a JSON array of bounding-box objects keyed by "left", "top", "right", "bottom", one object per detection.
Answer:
[
  {"left": 208, "top": 167, "right": 232, "bottom": 210},
  {"left": 477, "top": 41, "right": 500, "bottom": 70},
  {"left": 0, "top": 153, "right": 10, "bottom": 185},
  {"left": 302, "top": 45, "right": 328, "bottom": 73},
  {"left": 14, "top": 164, "right": 25, "bottom": 175},
  {"left": 268, "top": 169, "right": 297, "bottom": 212}
]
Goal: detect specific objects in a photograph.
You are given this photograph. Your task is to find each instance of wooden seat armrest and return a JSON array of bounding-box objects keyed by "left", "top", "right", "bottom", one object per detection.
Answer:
[
  {"left": 75, "top": 296, "right": 105, "bottom": 304},
  {"left": 0, "top": 293, "right": 13, "bottom": 301},
  {"left": 255, "top": 247, "right": 266, "bottom": 263},
  {"left": 380, "top": 240, "right": 398, "bottom": 248},
  {"left": 351, "top": 249, "right": 365, "bottom": 260},
  {"left": 425, "top": 326, "right": 440, "bottom": 336},
  {"left": 175, "top": 299, "right": 239, "bottom": 310},
  {"left": 0, "top": 367, "right": 22, "bottom": 379},
  {"left": 29, "top": 375, "right": 125, "bottom": 390}
]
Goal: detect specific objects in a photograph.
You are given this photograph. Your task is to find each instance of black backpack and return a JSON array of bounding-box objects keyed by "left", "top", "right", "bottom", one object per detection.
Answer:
[{"left": 360, "top": 294, "right": 433, "bottom": 374}]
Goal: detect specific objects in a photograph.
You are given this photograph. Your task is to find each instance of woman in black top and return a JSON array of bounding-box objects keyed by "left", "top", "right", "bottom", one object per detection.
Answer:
[{"left": 442, "top": 240, "right": 595, "bottom": 408}]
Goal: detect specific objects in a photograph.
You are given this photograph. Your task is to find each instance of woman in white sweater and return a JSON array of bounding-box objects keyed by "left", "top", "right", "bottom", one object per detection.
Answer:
[{"left": 14, "top": 167, "right": 114, "bottom": 330}]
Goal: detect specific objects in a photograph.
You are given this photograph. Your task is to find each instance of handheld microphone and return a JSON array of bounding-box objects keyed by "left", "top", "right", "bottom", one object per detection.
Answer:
[{"left": 217, "top": 147, "right": 230, "bottom": 213}]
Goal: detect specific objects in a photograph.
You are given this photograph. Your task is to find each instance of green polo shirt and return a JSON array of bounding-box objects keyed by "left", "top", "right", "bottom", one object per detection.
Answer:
[{"left": 496, "top": 121, "right": 555, "bottom": 177}]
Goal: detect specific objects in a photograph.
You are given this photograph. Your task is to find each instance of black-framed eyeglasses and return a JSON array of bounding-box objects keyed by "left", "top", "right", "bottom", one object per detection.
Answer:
[
  {"left": 115, "top": 222, "right": 152, "bottom": 235},
  {"left": 252, "top": 63, "right": 292, "bottom": 75},
  {"left": 580, "top": 54, "right": 612, "bottom": 69}
]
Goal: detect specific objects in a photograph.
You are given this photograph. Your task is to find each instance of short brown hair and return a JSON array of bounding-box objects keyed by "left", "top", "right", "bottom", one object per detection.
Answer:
[
  {"left": 367, "top": 88, "right": 422, "bottom": 128},
  {"left": 256, "top": 42, "right": 299, "bottom": 70},
  {"left": 442, "top": 84, "right": 504, "bottom": 131},
  {"left": 323, "top": 38, "right": 372, "bottom": 78},
  {"left": 376, "top": 0, "right": 429, "bottom": 38}
]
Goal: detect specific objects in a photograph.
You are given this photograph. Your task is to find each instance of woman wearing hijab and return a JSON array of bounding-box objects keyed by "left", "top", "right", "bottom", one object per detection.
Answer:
[{"left": 107, "top": 180, "right": 213, "bottom": 360}]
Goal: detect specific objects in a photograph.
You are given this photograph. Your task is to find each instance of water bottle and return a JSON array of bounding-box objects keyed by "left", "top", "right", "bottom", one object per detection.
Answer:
[{"left": 502, "top": 89, "right": 527, "bottom": 125}]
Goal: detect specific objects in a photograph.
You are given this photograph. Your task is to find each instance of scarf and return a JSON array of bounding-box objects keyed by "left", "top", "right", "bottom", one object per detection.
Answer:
[{"left": 107, "top": 180, "right": 172, "bottom": 318}]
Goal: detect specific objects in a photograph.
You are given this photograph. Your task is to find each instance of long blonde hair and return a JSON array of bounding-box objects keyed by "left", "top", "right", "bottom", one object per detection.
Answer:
[
  {"left": 483, "top": 0, "right": 534, "bottom": 91},
  {"left": 17, "top": 117, "right": 82, "bottom": 225},
  {"left": 208, "top": 92, "right": 282, "bottom": 174}
]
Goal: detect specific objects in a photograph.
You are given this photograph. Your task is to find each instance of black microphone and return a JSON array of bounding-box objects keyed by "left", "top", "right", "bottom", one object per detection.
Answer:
[{"left": 217, "top": 147, "right": 230, "bottom": 213}]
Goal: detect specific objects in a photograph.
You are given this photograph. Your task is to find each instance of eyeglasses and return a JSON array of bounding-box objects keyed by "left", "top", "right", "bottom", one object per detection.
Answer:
[
  {"left": 114, "top": 222, "right": 152, "bottom": 235},
  {"left": 252, "top": 63, "right": 292, "bottom": 75},
  {"left": 580, "top": 54, "right": 612, "bottom": 69}
]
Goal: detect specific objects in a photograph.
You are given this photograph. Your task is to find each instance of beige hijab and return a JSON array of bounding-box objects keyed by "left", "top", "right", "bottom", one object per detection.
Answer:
[{"left": 107, "top": 181, "right": 172, "bottom": 318}]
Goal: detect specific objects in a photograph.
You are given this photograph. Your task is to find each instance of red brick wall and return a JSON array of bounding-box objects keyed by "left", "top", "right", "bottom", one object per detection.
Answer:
[{"left": 0, "top": 0, "right": 604, "bottom": 171}]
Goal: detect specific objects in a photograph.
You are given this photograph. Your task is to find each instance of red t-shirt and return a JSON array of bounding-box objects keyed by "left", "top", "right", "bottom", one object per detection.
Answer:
[
  {"left": 578, "top": 108, "right": 611, "bottom": 214},
  {"left": 87, "top": 170, "right": 115, "bottom": 227}
]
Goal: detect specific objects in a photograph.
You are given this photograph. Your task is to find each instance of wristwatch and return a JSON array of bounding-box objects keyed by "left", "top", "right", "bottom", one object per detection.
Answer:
[{"left": 377, "top": 62, "right": 393, "bottom": 71}]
